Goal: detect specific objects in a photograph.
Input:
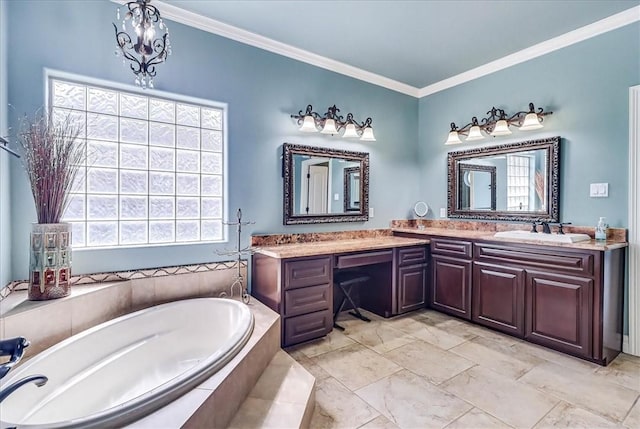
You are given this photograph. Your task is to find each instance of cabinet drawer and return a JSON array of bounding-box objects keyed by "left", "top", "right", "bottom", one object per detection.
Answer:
[
  {"left": 397, "top": 246, "right": 427, "bottom": 266},
  {"left": 283, "top": 309, "right": 332, "bottom": 346},
  {"left": 284, "top": 283, "right": 331, "bottom": 317},
  {"left": 284, "top": 257, "right": 332, "bottom": 289},
  {"left": 475, "top": 243, "right": 595, "bottom": 277},
  {"left": 430, "top": 238, "right": 472, "bottom": 258},
  {"left": 335, "top": 250, "right": 393, "bottom": 269}
]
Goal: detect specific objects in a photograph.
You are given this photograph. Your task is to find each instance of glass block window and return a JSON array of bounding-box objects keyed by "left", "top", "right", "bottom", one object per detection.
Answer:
[
  {"left": 51, "top": 77, "right": 226, "bottom": 248},
  {"left": 506, "top": 154, "right": 531, "bottom": 211}
]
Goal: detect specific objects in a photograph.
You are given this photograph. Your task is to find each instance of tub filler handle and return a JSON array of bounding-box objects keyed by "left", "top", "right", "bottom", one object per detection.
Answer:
[{"left": 0, "top": 337, "right": 30, "bottom": 379}]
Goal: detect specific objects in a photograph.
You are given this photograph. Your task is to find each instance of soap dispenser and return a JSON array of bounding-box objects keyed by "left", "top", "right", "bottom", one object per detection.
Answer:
[{"left": 595, "top": 217, "right": 608, "bottom": 241}]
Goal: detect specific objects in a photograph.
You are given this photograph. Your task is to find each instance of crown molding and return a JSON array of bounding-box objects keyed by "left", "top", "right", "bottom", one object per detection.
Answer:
[
  {"left": 150, "top": 1, "right": 420, "bottom": 97},
  {"left": 112, "top": 2, "right": 638, "bottom": 99},
  {"left": 417, "top": 5, "right": 640, "bottom": 98}
]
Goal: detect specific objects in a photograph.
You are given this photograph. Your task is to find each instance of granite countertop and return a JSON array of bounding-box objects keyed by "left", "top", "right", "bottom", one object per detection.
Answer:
[
  {"left": 253, "top": 236, "right": 429, "bottom": 259},
  {"left": 391, "top": 227, "right": 628, "bottom": 251}
]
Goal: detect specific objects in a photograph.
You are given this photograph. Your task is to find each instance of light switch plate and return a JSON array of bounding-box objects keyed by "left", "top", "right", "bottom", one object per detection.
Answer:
[
  {"left": 440, "top": 207, "right": 447, "bottom": 218},
  {"left": 590, "top": 183, "right": 609, "bottom": 197},
  {"left": 334, "top": 193, "right": 339, "bottom": 201},
  {"left": 369, "top": 207, "right": 374, "bottom": 218}
]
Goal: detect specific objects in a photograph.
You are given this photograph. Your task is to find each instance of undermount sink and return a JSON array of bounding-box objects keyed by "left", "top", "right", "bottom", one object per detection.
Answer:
[{"left": 493, "top": 230, "right": 592, "bottom": 243}]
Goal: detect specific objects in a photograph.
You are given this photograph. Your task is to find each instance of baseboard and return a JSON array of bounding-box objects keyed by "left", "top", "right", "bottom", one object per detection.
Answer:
[{"left": 623, "top": 335, "right": 629, "bottom": 354}]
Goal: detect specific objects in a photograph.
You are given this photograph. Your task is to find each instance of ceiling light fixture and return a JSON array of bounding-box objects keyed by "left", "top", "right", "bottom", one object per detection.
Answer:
[
  {"left": 113, "top": 0, "right": 171, "bottom": 89},
  {"left": 445, "top": 103, "right": 552, "bottom": 145},
  {"left": 291, "top": 105, "right": 376, "bottom": 141}
]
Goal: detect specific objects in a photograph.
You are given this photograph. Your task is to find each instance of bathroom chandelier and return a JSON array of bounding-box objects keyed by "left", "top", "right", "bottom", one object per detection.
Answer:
[
  {"left": 291, "top": 105, "right": 376, "bottom": 141},
  {"left": 113, "top": 0, "right": 171, "bottom": 89},
  {"left": 445, "top": 102, "right": 552, "bottom": 145}
]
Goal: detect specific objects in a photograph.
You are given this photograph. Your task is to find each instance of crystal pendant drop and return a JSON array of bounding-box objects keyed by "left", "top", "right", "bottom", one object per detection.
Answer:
[
  {"left": 149, "top": 78, "right": 154, "bottom": 89},
  {"left": 114, "top": 49, "right": 120, "bottom": 57},
  {"left": 116, "top": 8, "right": 120, "bottom": 20}
]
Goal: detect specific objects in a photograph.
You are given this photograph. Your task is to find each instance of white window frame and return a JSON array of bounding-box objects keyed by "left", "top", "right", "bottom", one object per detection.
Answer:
[{"left": 45, "top": 69, "right": 229, "bottom": 249}]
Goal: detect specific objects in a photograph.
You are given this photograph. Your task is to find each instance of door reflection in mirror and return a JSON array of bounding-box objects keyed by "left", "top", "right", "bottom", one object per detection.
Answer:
[
  {"left": 344, "top": 166, "right": 360, "bottom": 212},
  {"left": 293, "top": 155, "right": 360, "bottom": 215}
]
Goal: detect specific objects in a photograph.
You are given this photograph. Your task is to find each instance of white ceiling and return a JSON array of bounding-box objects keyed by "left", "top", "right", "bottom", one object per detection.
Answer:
[{"left": 159, "top": 0, "right": 640, "bottom": 96}]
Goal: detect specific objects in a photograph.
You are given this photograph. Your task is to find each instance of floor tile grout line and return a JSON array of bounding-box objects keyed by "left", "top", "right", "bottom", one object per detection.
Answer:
[{"left": 620, "top": 392, "right": 640, "bottom": 424}]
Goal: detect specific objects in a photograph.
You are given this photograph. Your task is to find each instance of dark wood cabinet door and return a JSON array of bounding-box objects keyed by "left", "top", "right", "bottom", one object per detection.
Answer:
[
  {"left": 525, "top": 270, "right": 593, "bottom": 358},
  {"left": 472, "top": 262, "right": 525, "bottom": 336},
  {"left": 397, "top": 264, "right": 426, "bottom": 314},
  {"left": 431, "top": 255, "right": 472, "bottom": 319}
]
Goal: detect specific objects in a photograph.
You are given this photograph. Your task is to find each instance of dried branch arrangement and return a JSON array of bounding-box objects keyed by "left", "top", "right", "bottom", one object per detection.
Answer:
[{"left": 18, "top": 111, "right": 85, "bottom": 224}]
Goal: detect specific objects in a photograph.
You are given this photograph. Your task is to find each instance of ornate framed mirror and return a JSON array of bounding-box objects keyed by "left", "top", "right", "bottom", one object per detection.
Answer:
[
  {"left": 447, "top": 136, "right": 560, "bottom": 221},
  {"left": 283, "top": 143, "right": 369, "bottom": 225}
]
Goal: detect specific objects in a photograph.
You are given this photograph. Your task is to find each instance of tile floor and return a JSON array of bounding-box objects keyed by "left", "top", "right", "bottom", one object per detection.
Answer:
[{"left": 285, "top": 309, "right": 640, "bottom": 429}]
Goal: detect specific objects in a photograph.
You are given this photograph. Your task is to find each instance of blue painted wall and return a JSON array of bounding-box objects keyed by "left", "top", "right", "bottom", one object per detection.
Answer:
[
  {"left": 418, "top": 22, "right": 640, "bottom": 228},
  {"left": 0, "top": 0, "right": 11, "bottom": 287},
  {"left": 4, "top": 0, "right": 419, "bottom": 280}
]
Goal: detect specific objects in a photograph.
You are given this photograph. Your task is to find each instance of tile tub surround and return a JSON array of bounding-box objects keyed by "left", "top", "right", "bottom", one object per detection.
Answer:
[
  {"left": 1, "top": 282, "right": 281, "bottom": 429},
  {"left": 0, "top": 265, "right": 247, "bottom": 359},
  {"left": 288, "top": 308, "right": 640, "bottom": 429}
]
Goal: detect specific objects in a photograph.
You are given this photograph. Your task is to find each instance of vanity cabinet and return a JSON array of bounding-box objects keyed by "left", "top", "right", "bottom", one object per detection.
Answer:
[
  {"left": 473, "top": 241, "right": 623, "bottom": 363},
  {"left": 252, "top": 254, "right": 333, "bottom": 347},
  {"left": 430, "top": 238, "right": 473, "bottom": 319},
  {"left": 395, "top": 246, "right": 428, "bottom": 314},
  {"left": 472, "top": 262, "right": 525, "bottom": 336}
]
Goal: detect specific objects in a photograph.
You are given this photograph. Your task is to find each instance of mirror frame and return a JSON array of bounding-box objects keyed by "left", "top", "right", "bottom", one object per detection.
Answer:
[
  {"left": 447, "top": 136, "right": 560, "bottom": 222},
  {"left": 283, "top": 143, "right": 370, "bottom": 225}
]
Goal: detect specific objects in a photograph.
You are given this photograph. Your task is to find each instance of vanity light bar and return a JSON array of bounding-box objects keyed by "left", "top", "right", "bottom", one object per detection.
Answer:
[
  {"left": 445, "top": 103, "right": 552, "bottom": 145},
  {"left": 291, "top": 105, "right": 376, "bottom": 141}
]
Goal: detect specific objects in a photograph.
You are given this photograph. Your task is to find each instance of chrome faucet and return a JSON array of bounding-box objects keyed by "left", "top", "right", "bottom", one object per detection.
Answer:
[
  {"left": 0, "top": 337, "right": 30, "bottom": 379},
  {"left": 0, "top": 374, "right": 48, "bottom": 403}
]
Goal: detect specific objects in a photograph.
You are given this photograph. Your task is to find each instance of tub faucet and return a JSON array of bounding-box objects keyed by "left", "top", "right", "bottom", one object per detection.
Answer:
[
  {"left": 0, "top": 337, "right": 30, "bottom": 379},
  {"left": 0, "top": 374, "right": 48, "bottom": 403},
  {"left": 540, "top": 222, "right": 551, "bottom": 234}
]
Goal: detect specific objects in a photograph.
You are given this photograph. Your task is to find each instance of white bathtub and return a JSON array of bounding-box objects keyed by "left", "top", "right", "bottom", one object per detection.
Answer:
[{"left": 0, "top": 298, "right": 254, "bottom": 428}]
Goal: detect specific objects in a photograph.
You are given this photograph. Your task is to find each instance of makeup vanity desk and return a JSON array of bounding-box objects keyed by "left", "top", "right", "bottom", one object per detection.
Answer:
[{"left": 251, "top": 236, "right": 429, "bottom": 347}]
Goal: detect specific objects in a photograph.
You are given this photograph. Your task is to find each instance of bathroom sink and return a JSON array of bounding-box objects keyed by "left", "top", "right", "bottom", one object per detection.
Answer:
[{"left": 493, "top": 230, "right": 592, "bottom": 243}]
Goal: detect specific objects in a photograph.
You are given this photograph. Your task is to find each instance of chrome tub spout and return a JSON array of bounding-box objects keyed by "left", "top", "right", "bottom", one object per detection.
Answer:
[{"left": 0, "top": 374, "right": 48, "bottom": 403}]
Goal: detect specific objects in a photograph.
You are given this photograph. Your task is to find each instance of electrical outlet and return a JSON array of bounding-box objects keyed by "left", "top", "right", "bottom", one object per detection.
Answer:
[
  {"left": 369, "top": 207, "right": 374, "bottom": 218},
  {"left": 440, "top": 207, "right": 447, "bottom": 218},
  {"left": 334, "top": 193, "right": 339, "bottom": 201}
]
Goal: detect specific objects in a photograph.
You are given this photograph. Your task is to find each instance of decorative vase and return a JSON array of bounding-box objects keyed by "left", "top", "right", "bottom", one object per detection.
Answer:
[{"left": 28, "top": 223, "right": 72, "bottom": 301}]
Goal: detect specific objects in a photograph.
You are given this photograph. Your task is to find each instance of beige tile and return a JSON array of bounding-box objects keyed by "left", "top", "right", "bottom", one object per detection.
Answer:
[
  {"left": 314, "top": 343, "right": 402, "bottom": 391},
  {"left": 594, "top": 353, "right": 640, "bottom": 392},
  {"left": 449, "top": 336, "right": 544, "bottom": 380},
  {"left": 155, "top": 272, "right": 200, "bottom": 302},
  {"left": 296, "top": 355, "right": 332, "bottom": 381},
  {"left": 507, "top": 340, "right": 600, "bottom": 374},
  {"left": 441, "top": 366, "right": 558, "bottom": 428},
  {"left": 346, "top": 323, "right": 416, "bottom": 354},
  {"left": 3, "top": 299, "right": 72, "bottom": 358},
  {"left": 519, "top": 361, "right": 639, "bottom": 422},
  {"left": 298, "top": 329, "right": 356, "bottom": 358},
  {"left": 71, "top": 281, "right": 131, "bottom": 334},
  {"left": 356, "top": 369, "right": 472, "bottom": 429},
  {"left": 534, "top": 401, "right": 619, "bottom": 428},
  {"left": 130, "top": 277, "right": 156, "bottom": 310},
  {"left": 311, "top": 377, "right": 380, "bottom": 429},
  {"left": 623, "top": 397, "right": 640, "bottom": 429},
  {"left": 199, "top": 267, "right": 245, "bottom": 297},
  {"left": 445, "top": 408, "right": 511, "bottom": 429},
  {"left": 387, "top": 317, "right": 472, "bottom": 350},
  {"left": 229, "top": 397, "right": 307, "bottom": 429},
  {"left": 438, "top": 319, "right": 519, "bottom": 346},
  {"left": 358, "top": 415, "right": 400, "bottom": 429},
  {"left": 248, "top": 351, "right": 314, "bottom": 405},
  {"left": 383, "top": 340, "right": 475, "bottom": 385}
]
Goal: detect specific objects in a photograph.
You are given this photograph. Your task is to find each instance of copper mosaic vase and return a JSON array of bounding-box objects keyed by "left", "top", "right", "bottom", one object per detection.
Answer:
[{"left": 28, "top": 223, "right": 72, "bottom": 300}]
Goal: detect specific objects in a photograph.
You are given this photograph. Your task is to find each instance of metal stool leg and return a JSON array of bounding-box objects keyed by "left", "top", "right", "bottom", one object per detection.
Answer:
[
  {"left": 333, "top": 293, "right": 347, "bottom": 331},
  {"left": 340, "top": 283, "right": 371, "bottom": 323}
]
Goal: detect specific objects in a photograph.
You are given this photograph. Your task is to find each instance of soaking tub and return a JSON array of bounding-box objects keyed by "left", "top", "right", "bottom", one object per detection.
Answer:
[{"left": 0, "top": 298, "right": 254, "bottom": 428}]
